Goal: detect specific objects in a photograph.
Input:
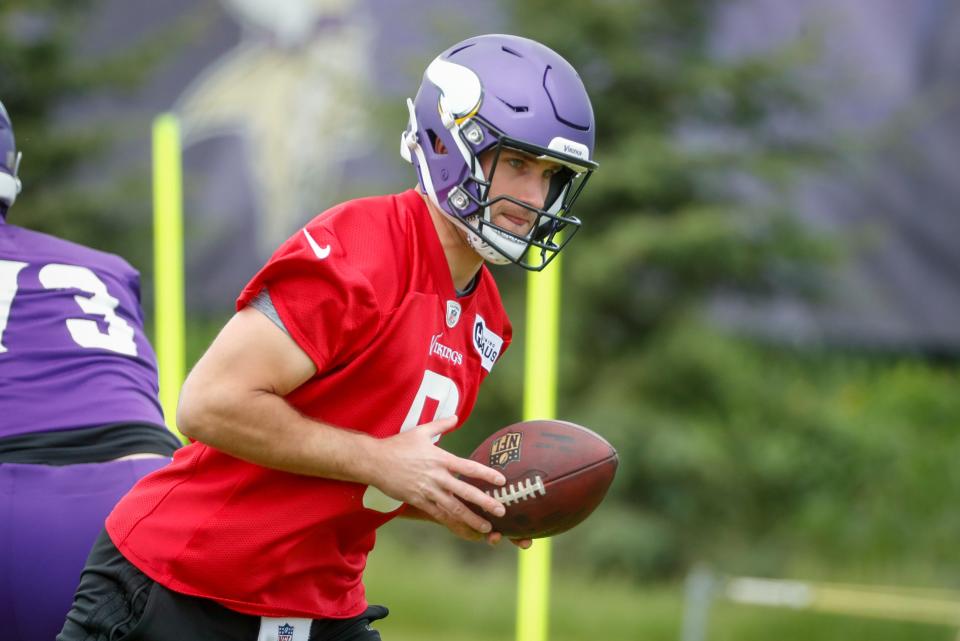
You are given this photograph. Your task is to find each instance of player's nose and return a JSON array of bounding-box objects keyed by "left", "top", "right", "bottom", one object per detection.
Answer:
[{"left": 516, "top": 173, "right": 549, "bottom": 210}]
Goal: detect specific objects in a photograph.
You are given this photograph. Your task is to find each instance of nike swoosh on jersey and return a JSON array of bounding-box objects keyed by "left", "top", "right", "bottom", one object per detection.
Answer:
[{"left": 302, "top": 228, "right": 331, "bottom": 259}]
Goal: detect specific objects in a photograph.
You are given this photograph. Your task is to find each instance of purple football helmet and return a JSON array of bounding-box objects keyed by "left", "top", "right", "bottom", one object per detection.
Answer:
[
  {"left": 0, "top": 100, "right": 22, "bottom": 215},
  {"left": 401, "top": 34, "right": 597, "bottom": 270}
]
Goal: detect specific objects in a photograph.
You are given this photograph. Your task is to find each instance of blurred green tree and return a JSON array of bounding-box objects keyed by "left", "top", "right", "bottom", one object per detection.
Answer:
[
  {"left": 0, "top": 0, "right": 191, "bottom": 271},
  {"left": 450, "top": 0, "right": 960, "bottom": 585},
  {"left": 476, "top": 0, "right": 832, "bottom": 576}
]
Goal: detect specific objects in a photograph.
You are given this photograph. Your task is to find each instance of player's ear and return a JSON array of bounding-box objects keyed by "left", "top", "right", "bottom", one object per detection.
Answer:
[{"left": 432, "top": 134, "right": 447, "bottom": 155}]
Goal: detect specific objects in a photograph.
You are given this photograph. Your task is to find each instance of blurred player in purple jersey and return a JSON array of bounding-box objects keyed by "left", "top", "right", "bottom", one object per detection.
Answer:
[{"left": 0, "top": 100, "right": 181, "bottom": 640}]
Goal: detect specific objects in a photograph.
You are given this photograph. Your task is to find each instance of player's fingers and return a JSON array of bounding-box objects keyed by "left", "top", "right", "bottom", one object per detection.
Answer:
[
  {"left": 443, "top": 476, "right": 504, "bottom": 516},
  {"left": 409, "top": 495, "right": 449, "bottom": 526},
  {"left": 486, "top": 531, "right": 503, "bottom": 546},
  {"left": 511, "top": 538, "right": 533, "bottom": 550},
  {"left": 429, "top": 489, "right": 492, "bottom": 534},
  {"left": 435, "top": 505, "right": 485, "bottom": 542},
  {"left": 448, "top": 455, "right": 505, "bottom": 487},
  {"left": 420, "top": 415, "right": 458, "bottom": 438}
]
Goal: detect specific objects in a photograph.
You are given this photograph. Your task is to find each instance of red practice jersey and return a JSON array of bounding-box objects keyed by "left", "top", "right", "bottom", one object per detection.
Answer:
[{"left": 106, "top": 190, "right": 512, "bottom": 618}]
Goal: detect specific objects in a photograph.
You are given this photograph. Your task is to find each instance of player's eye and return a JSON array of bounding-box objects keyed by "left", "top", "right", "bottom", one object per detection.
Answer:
[{"left": 506, "top": 157, "right": 525, "bottom": 171}]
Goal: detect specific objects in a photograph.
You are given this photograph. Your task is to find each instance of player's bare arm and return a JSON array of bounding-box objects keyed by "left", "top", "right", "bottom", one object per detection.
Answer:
[{"left": 178, "top": 306, "right": 507, "bottom": 534}]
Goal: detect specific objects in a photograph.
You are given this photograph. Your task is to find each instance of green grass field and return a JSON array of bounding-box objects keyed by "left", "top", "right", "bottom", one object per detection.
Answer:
[{"left": 364, "top": 522, "right": 957, "bottom": 641}]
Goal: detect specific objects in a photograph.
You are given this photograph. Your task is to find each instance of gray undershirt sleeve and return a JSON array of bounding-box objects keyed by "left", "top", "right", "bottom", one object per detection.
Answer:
[{"left": 249, "top": 287, "right": 289, "bottom": 335}]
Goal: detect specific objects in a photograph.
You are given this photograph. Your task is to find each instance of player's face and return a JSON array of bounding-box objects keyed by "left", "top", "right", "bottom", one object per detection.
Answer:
[{"left": 480, "top": 148, "right": 564, "bottom": 237}]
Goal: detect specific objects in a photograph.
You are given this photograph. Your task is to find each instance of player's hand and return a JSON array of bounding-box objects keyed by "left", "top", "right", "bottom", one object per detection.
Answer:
[
  {"left": 485, "top": 531, "right": 533, "bottom": 549},
  {"left": 369, "top": 415, "right": 507, "bottom": 536}
]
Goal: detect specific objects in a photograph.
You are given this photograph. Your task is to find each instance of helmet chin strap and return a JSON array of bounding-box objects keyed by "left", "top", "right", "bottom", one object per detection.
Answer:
[
  {"left": 456, "top": 214, "right": 515, "bottom": 265},
  {"left": 469, "top": 233, "right": 513, "bottom": 265},
  {"left": 401, "top": 98, "right": 442, "bottom": 208},
  {"left": 470, "top": 212, "right": 531, "bottom": 264}
]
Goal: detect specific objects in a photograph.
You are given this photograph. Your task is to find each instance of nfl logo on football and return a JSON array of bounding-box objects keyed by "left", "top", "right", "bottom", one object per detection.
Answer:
[
  {"left": 489, "top": 432, "right": 522, "bottom": 468},
  {"left": 278, "top": 623, "right": 294, "bottom": 641}
]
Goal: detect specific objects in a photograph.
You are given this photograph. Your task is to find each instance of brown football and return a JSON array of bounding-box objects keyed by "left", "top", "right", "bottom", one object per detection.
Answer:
[{"left": 466, "top": 419, "right": 618, "bottom": 539}]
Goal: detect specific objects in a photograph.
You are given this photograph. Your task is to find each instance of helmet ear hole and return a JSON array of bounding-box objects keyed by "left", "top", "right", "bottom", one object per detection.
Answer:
[{"left": 427, "top": 129, "right": 448, "bottom": 155}]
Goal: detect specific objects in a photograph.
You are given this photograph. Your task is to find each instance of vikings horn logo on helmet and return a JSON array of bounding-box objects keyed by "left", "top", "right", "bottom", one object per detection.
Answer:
[{"left": 426, "top": 58, "right": 482, "bottom": 122}]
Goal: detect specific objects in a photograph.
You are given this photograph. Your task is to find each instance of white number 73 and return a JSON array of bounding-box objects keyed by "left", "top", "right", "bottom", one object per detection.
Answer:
[{"left": 0, "top": 259, "right": 138, "bottom": 356}]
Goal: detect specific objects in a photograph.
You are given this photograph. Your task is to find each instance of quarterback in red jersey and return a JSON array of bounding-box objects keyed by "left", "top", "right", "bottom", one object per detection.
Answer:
[{"left": 59, "top": 33, "right": 598, "bottom": 641}]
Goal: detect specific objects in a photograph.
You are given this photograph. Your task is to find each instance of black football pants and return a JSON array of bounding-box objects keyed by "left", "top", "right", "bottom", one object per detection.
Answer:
[{"left": 57, "top": 529, "right": 389, "bottom": 641}]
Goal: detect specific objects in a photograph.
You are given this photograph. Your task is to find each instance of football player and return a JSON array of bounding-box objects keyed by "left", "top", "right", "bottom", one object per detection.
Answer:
[
  {"left": 0, "top": 99, "right": 181, "bottom": 641},
  {"left": 59, "top": 34, "right": 597, "bottom": 641}
]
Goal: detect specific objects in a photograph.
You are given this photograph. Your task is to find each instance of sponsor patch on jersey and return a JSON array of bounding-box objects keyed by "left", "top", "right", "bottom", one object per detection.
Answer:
[
  {"left": 446, "top": 300, "right": 462, "bottom": 328},
  {"left": 489, "top": 431, "right": 522, "bottom": 468},
  {"left": 472, "top": 314, "right": 503, "bottom": 372},
  {"left": 429, "top": 333, "right": 464, "bottom": 366},
  {"left": 257, "top": 618, "right": 310, "bottom": 641}
]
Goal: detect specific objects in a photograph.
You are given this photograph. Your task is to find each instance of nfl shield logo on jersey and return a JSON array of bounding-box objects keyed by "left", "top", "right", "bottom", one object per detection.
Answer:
[
  {"left": 278, "top": 623, "right": 294, "bottom": 641},
  {"left": 446, "top": 300, "right": 462, "bottom": 328}
]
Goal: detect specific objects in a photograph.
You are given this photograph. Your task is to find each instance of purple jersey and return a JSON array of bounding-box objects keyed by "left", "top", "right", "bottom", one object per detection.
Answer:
[{"left": 0, "top": 222, "right": 164, "bottom": 437}]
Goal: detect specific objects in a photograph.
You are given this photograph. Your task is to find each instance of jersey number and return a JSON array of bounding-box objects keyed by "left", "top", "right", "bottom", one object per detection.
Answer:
[
  {"left": 0, "top": 259, "right": 138, "bottom": 356},
  {"left": 362, "top": 369, "right": 460, "bottom": 513}
]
